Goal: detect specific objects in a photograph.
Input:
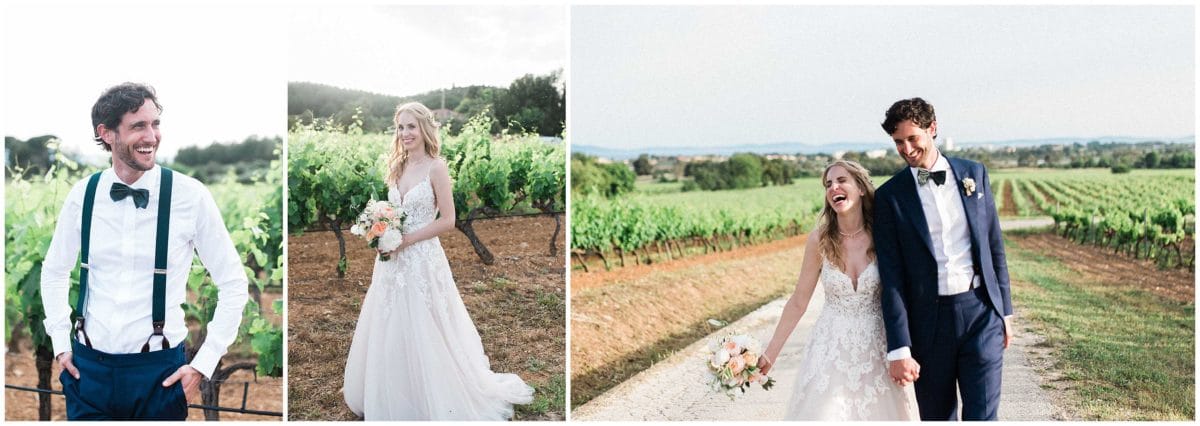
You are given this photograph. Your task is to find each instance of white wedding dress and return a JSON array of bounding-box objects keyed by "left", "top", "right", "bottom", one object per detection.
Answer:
[
  {"left": 785, "top": 258, "right": 920, "bottom": 421},
  {"left": 343, "top": 176, "right": 534, "bottom": 420}
]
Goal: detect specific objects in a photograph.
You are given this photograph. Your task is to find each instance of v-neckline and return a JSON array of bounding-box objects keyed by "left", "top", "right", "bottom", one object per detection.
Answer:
[
  {"left": 396, "top": 175, "right": 429, "bottom": 206},
  {"left": 831, "top": 259, "right": 876, "bottom": 293}
]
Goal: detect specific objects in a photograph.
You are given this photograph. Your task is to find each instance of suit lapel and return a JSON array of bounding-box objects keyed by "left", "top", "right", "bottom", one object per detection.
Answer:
[
  {"left": 894, "top": 169, "right": 936, "bottom": 260},
  {"left": 948, "top": 157, "right": 983, "bottom": 257}
]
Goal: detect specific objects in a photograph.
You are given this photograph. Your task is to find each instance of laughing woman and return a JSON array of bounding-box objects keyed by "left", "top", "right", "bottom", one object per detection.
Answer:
[{"left": 757, "top": 160, "right": 919, "bottom": 421}]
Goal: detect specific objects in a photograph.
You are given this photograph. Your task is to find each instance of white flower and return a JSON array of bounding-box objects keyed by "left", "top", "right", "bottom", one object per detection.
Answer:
[
  {"left": 350, "top": 224, "right": 365, "bottom": 236},
  {"left": 711, "top": 348, "right": 731, "bottom": 368},
  {"left": 725, "top": 375, "right": 743, "bottom": 387},
  {"left": 731, "top": 335, "right": 751, "bottom": 350},
  {"left": 962, "top": 177, "right": 976, "bottom": 197},
  {"left": 743, "top": 337, "right": 762, "bottom": 355},
  {"left": 378, "top": 228, "right": 404, "bottom": 252}
]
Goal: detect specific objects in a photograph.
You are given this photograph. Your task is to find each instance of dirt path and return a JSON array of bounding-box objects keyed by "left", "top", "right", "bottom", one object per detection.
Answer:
[
  {"left": 572, "top": 285, "right": 1064, "bottom": 421},
  {"left": 570, "top": 234, "right": 807, "bottom": 407},
  {"left": 570, "top": 218, "right": 1086, "bottom": 419},
  {"left": 287, "top": 216, "right": 565, "bottom": 421}
]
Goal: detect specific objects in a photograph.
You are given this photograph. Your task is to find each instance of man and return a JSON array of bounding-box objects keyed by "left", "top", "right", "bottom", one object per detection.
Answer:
[
  {"left": 873, "top": 97, "right": 1013, "bottom": 420},
  {"left": 40, "top": 83, "right": 249, "bottom": 420}
]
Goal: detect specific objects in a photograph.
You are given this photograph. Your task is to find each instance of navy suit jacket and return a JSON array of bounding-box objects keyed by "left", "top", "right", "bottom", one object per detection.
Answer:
[{"left": 873, "top": 156, "right": 1012, "bottom": 359}]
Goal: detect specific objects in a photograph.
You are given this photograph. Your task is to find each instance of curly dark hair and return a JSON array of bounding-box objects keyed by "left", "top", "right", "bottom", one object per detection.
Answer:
[
  {"left": 91, "top": 83, "right": 162, "bottom": 151},
  {"left": 881, "top": 97, "right": 936, "bottom": 139}
]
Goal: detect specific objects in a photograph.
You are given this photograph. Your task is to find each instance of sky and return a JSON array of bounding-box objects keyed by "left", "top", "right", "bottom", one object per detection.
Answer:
[
  {"left": 2, "top": 5, "right": 288, "bottom": 164},
  {"left": 571, "top": 5, "right": 1196, "bottom": 150},
  {"left": 288, "top": 5, "right": 566, "bottom": 97}
]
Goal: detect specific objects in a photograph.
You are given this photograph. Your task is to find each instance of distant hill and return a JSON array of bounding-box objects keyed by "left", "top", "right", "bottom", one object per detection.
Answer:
[
  {"left": 287, "top": 82, "right": 490, "bottom": 117},
  {"left": 288, "top": 71, "right": 565, "bottom": 137},
  {"left": 287, "top": 81, "right": 494, "bottom": 132},
  {"left": 574, "top": 135, "right": 1195, "bottom": 160}
]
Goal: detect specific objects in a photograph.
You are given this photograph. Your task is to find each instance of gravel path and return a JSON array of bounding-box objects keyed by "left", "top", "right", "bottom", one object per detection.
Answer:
[{"left": 571, "top": 216, "right": 1065, "bottom": 421}]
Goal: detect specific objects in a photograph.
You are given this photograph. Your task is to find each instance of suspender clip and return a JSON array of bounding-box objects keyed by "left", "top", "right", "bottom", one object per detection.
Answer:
[
  {"left": 142, "top": 321, "right": 170, "bottom": 353},
  {"left": 73, "top": 317, "right": 94, "bottom": 348}
]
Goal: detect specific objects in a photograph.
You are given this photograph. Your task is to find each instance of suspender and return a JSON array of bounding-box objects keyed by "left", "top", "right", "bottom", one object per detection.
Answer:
[
  {"left": 147, "top": 168, "right": 173, "bottom": 352},
  {"left": 73, "top": 168, "right": 174, "bottom": 353},
  {"left": 72, "top": 172, "right": 102, "bottom": 348}
]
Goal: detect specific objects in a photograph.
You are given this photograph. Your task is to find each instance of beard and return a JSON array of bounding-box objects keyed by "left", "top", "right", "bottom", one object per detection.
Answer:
[{"left": 112, "top": 135, "right": 156, "bottom": 172}]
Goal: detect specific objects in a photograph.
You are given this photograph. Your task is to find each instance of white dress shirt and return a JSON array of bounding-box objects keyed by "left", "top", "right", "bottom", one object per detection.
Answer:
[
  {"left": 887, "top": 153, "right": 978, "bottom": 362},
  {"left": 40, "top": 165, "right": 248, "bottom": 378},
  {"left": 910, "top": 154, "right": 977, "bottom": 296}
]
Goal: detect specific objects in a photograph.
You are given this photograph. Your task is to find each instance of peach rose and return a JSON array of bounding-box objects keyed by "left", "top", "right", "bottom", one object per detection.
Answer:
[
  {"left": 727, "top": 355, "right": 746, "bottom": 374},
  {"left": 367, "top": 221, "right": 388, "bottom": 239},
  {"left": 742, "top": 352, "right": 757, "bottom": 369}
]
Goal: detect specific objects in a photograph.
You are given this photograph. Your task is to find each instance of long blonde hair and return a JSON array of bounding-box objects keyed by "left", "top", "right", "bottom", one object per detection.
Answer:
[
  {"left": 387, "top": 102, "right": 442, "bottom": 186},
  {"left": 817, "top": 160, "right": 875, "bottom": 271}
]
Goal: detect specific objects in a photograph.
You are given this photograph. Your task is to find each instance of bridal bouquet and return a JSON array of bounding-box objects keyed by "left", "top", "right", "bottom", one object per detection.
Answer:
[
  {"left": 350, "top": 200, "right": 406, "bottom": 261},
  {"left": 706, "top": 334, "right": 775, "bottom": 398}
]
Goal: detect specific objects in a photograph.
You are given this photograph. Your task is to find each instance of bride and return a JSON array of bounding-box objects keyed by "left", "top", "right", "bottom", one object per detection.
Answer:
[
  {"left": 758, "top": 160, "right": 919, "bottom": 421},
  {"left": 342, "top": 102, "right": 534, "bottom": 420}
]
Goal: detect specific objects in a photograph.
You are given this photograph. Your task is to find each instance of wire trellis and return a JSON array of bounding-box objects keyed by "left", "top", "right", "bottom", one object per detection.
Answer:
[{"left": 5, "top": 380, "right": 283, "bottom": 418}]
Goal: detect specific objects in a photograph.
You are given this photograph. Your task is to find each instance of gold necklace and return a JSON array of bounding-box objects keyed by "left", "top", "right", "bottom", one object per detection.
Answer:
[{"left": 838, "top": 227, "right": 864, "bottom": 238}]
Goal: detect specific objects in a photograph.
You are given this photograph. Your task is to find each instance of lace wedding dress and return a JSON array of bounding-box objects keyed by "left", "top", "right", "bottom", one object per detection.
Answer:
[
  {"left": 343, "top": 176, "right": 534, "bottom": 420},
  {"left": 784, "top": 258, "right": 920, "bottom": 420}
]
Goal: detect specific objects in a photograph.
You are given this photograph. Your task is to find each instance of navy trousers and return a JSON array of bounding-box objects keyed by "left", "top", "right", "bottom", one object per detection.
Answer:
[
  {"left": 60, "top": 339, "right": 189, "bottom": 420},
  {"left": 914, "top": 286, "right": 1005, "bottom": 421}
]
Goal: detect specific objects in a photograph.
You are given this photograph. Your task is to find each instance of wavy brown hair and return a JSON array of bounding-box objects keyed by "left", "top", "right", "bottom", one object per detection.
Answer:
[
  {"left": 817, "top": 160, "right": 876, "bottom": 271},
  {"left": 881, "top": 97, "right": 937, "bottom": 139},
  {"left": 387, "top": 102, "right": 442, "bottom": 186}
]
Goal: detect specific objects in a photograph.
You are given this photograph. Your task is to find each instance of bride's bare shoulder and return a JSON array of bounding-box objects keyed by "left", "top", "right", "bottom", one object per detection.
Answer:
[{"left": 430, "top": 157, "right": 450, "bottom": 176}]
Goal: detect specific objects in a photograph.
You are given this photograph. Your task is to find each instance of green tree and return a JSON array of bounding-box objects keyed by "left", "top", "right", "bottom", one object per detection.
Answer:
[
  {"left": 1140, "top": 151, "right": 1161, "bottom": 169},
  {"left": 727, "top": 153, "right": 764, "bottom": 189},
  {"left": 632, "top": 154, "right": 653, "bottom": 176},
  {"left": 5, "top": 135, "right": 55, "bottom": 177},
  {"left": 494, "top": 71, "right": 565, "bottom": 136}
]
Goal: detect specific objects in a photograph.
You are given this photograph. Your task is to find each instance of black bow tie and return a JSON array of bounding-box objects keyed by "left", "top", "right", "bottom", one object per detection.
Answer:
[
  {"left": 110, "top": 182, "right": 150, "bottom": 208},
  {"left": 917, "top": 169, "right": 947, "bottom": 186}
]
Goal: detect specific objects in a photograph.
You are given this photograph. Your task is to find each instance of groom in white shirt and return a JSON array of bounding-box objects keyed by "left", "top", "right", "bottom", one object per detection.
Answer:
[
  {"left": 874, "top": 98, "right": 1013, "bottom": 420},
  {"left": 40, "top": 83, "right": 249, "bottom": 420}
]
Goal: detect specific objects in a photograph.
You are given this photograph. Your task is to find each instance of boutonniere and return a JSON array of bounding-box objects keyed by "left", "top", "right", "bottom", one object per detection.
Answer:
[{"left": 962, "top": 177, "right": 977, "bottom": 197}]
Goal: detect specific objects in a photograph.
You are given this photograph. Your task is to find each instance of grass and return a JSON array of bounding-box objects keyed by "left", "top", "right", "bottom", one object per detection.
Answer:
[
  {"left": 516, "top": 375, "right": 565, "bottom": 418},
  {"left": 1004, "top": 230, "right": 1194, "bottom": 420}
]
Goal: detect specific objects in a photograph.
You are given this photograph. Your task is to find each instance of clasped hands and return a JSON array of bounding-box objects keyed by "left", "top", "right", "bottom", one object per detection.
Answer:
[
  {"left": 57, "top": 352, "right": 203, "bottom": 403},
  {"left": 888, "top": 357, "right": 920, "bottom": 387}
]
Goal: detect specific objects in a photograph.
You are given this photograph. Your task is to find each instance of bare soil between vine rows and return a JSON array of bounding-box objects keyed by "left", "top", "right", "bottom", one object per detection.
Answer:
[
  {"left": 286, "top": 215, "right": 566, "bottom": 421},
  {"left": 1008, "top": 232, "right": 1194, "bottom": 303}
]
